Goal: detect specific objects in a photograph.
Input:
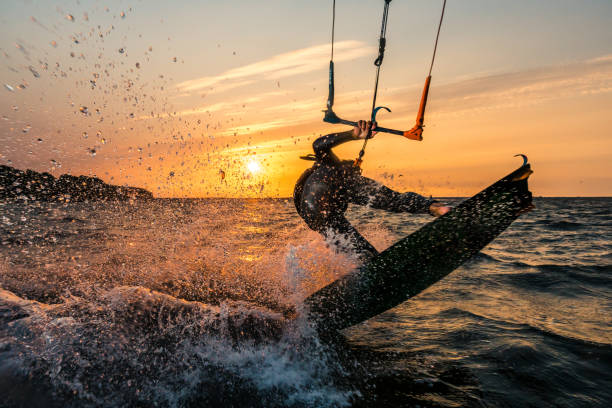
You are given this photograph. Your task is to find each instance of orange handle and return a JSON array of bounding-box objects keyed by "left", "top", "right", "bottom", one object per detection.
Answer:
[
  {"left": 403, "top": 75, "right": 432, "bottom": 141},
  {"left": 416, "top": 75, "right": 431, "bottom": 127}
]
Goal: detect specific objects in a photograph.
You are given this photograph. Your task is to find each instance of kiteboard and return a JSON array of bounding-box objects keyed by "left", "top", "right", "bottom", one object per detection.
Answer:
[{"left": 305, "top": 161, "right": 534, "bottom": 332}]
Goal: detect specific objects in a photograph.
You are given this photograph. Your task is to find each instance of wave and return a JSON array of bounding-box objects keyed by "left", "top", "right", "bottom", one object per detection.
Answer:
[
  {"left": 504, "top": 264, "right": 612, "bottom": 286},
  {"left": 464, "top": 252, "right": 501, "bottom": 265},
  {"left": 536, "top": 219, "right": 585, "bottom": 231},
  {"left": 0, "top": 286, "right": 355, "bottom": 408},
  {"left": 432, "top": 307, "right": 612, "bottom": 349}
]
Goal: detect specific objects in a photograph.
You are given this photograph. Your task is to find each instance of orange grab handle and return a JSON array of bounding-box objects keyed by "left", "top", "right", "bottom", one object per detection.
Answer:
[{"left": 403, "top": 75, "right": 432, "bottom": 141}]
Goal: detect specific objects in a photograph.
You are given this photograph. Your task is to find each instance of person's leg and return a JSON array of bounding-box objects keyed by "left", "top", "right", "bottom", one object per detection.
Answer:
[
  {"left": 300, "top": 204, "right": 378, "bottom": 262},
  {"left": 350, "top": 176, "right": 433, "bottom": 214},
  {"left": 298, "top": 175, "right": 378, "bottom": 262},
  {"left": 323, "top": 214, "right": 378, "bottom": 262}
]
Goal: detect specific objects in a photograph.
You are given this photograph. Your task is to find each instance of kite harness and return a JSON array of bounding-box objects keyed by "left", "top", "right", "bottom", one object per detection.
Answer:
[{"left": 323, "top": 0, "right": 447, "bottom": 166}]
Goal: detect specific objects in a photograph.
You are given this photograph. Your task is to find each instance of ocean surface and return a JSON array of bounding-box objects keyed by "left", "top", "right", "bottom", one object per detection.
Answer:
[{"left": 1, "top": 197, "right": 610, "bottom": 407}]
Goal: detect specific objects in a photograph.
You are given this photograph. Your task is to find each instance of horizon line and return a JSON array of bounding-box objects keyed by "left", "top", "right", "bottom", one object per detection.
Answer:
[{"left": 151, "top": 196, "right": 612, "bottom": 200}]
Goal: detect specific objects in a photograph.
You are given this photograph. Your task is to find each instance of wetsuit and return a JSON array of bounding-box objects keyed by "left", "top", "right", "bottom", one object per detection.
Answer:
[{"left": 294, "top": 130, "right": 436, "bottom": 262}]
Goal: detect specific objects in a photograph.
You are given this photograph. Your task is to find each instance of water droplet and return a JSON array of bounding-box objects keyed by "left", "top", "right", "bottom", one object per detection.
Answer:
[
  {"left": 28, "top": 66, "right": 40, "bottom": 78},
  {"left": 119, "top": 48, "right": 125, "bottom": 54},
  {"left": 79, "top": 106, "right": 88, "bottom": 114},
  {"left": 129, "top": 113, "right": 134, "bottom": 118},
  {"left": 135, "top": 62, "right": 140, "bottom": 69},
  {"left": 17, "top": 84, "right": 26, "bottom": 90},
  {"left": 4, "top": 84, "right": 14, "bottom": 92},
  {"left": 66, "top": 14, "right": 74, "bottom": 22},
  {"left": 82, "top": 132, "right": 88, "bottom": 139},
  {"left": 169, "top": 171, "right": 175, "bottom": 177},
  {"left": 100, "top": 138, "right": 106, "bottom": 144},
  {"left": 37, "top": 138, "right": 43, "bottom": 143},
  {"left": 88, "top": 148, "right": 97, "bottom": 157},
  {"left": 22, "top": 125, "right": 31, "bottom": 133}
]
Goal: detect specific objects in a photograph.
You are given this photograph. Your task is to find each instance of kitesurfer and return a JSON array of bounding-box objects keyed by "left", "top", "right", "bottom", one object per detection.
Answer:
[{"left": 294, "top": 120, "right": 450, "bottom": 262}]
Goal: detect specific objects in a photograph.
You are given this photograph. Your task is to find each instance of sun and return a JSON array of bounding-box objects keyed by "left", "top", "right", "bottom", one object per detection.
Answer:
[{"left": 246, "top": 159, "right": 261, "bottom": 174}]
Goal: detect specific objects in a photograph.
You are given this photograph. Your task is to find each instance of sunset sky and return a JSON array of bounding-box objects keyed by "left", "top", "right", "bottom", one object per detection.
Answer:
[{"left": 1, "top": 0, "right": 611, "bottom": 197}]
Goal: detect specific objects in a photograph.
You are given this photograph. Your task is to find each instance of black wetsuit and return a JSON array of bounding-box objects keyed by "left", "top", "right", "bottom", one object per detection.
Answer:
[{"left": 294, "top": 130, "right": 436, "bottom": 262}]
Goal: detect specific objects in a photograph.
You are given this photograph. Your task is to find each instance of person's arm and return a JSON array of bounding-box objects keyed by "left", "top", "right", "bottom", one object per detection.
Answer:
[
  {"left": 404, "top": 195, "right": 451, "bottom": 216},
  {"left": 390, "top": 193, "right": 451, "bottom": 217},
  {"left": 312, "top": 130, "right": 355, "bottom": 161},
  {"left": 313, "top": 120, "right": 377, "bottom": 161}
]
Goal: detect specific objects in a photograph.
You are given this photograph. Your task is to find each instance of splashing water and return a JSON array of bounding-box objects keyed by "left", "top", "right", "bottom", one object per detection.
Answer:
[{"left": 0, "top": 199, "right": 362, "bottom": 407}]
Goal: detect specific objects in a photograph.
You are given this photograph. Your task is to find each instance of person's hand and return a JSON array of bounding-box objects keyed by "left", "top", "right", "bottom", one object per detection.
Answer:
[
  {"left": 429, "top": 202, "right": 451, "bottom": 217},
  {"left": 352, "top": 120, "right": 377, "bottom": 140}
]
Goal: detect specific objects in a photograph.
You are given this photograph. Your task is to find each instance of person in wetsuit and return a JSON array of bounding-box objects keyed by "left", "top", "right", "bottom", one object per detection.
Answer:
[{"left": 294, "top": 120, "right": 450, "bottom": 262}]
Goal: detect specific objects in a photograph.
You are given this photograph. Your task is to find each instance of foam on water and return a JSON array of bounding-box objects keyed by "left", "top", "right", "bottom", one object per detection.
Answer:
[{"left": 1, "top": 285, "right": 356, "bottom": 407}]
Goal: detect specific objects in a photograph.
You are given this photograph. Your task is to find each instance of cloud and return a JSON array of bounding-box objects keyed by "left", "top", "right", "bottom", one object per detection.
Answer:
[
  {"left": 220, "top": 136, "right": 304, "bottom": 154},
  {"left": 588, "top": 54, "right": 612, "bottom": 63},
  {"left": 442, "top": 60, "right": 611, "bottom": 118},
  {"left": 375, "top": 54, "right": 612, "bottom": 120},
  {"left": 262, "top": 87, "right": 375, "bottom": 115},
  {"left": 217, "top": 118, "right": 306, "bottom": 137},
  {"left": 175, "top": 41, "right": 374, "bottom": 94},
  {"left": 214, "top": 88, "right": 379, "bottom": 137},
  {"left": 137, "top": 91, "right": 287, "bottom": 121}
]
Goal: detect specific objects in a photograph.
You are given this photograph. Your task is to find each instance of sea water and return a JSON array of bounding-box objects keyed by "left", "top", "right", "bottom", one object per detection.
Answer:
[{"left": 1, "top": 198, "right": 610, "bottom": 407}]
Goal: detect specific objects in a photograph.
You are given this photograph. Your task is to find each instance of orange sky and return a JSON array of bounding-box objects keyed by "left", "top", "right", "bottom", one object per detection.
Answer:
[{"left": 1, "top": 1, "right": 611, "bottom": 197}]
